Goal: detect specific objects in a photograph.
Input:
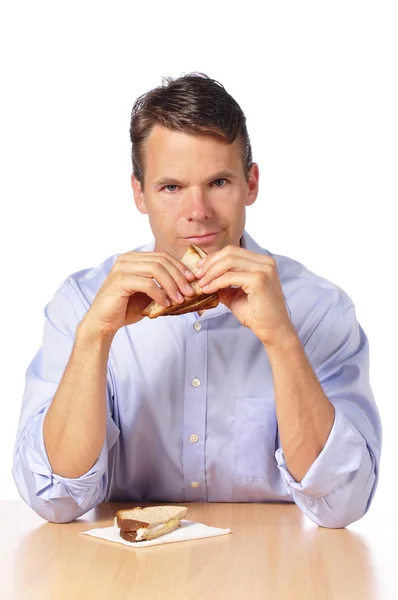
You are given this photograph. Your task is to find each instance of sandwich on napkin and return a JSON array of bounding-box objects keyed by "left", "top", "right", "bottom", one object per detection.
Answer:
[
  {"left": 141, "top": 243, "right": 219, "bottom": 319},
  {"left": 115, "top": 505, "right": 188, "bottom": 542}
]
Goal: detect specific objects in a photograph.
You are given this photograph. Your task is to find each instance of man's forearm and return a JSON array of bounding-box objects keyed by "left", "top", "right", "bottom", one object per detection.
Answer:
[
  {"left": 264, "top": 331, "right": 335, "bottom": 482},
  {"left": 43, "top": 323, "right": 113, "bottom": 479}
]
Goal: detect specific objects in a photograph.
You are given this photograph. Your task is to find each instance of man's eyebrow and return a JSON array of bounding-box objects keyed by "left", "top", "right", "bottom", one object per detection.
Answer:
[{"left": 153, "top": 170, "right": 237, "bottom": 188}]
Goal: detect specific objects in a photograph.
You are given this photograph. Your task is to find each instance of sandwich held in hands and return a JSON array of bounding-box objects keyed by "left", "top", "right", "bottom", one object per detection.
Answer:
[
  {"left": 115, "top": 505, "right": 188, "bottom": 542},
  {"left": 141, "top": 244, "right": 219, "bottom": 319}
]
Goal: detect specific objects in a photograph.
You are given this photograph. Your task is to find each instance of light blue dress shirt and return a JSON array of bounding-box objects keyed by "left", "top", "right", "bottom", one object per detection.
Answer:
[{"left": 12, "top": 231, "right": 382, "bottom": 527}]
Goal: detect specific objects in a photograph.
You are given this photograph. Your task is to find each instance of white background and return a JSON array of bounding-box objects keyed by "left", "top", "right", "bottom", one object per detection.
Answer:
[{"left": 0, "top": 0, "right": 396, "bottom": 512}]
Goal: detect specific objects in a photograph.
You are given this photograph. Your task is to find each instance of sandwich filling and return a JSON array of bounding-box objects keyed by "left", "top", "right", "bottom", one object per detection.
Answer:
[{"left": 135, "top": 519, "right": 179, "bottom": 541}]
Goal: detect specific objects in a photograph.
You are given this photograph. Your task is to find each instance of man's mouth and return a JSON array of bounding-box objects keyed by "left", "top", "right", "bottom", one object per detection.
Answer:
[{"left": 183, "top": 231, "right": 220, "bottom": 244}]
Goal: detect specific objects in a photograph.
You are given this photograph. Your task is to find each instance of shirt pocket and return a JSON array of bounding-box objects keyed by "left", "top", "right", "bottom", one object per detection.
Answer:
[{"left": 234, "top": 397, "right": 278, "bottom": 482}]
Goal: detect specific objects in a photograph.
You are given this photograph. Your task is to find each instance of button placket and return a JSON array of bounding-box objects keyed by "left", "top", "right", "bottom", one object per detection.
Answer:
[{"left": 183, "top": 318, "right": 208, "bottom": 501}]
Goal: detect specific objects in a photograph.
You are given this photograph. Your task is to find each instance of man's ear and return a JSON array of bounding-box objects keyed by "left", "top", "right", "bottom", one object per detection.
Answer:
[
  {"left": 246, "top": 163, "right": 259, "bottom": 207},
  {"left": 131, "top": 174, "right": 147, "bottom": 214}
]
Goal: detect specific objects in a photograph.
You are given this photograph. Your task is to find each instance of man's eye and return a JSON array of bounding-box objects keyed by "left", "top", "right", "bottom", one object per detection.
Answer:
[
  {"left": 213, "top": 178, "right": 227, "bottom": 187},
  {"left": 164, "top": 185, "right": 178, "bottom": 192}
]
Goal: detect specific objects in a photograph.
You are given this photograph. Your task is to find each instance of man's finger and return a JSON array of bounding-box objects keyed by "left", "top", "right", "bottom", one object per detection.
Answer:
[
  {"left": 202, "top": 271, "right": 259, "bottom": 294},
  {"left": 197, "top": 255, "right": 270, "bottom": 287}
]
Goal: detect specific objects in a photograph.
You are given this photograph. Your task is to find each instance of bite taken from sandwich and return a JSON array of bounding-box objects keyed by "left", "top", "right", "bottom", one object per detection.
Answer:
[
  {"left": 115, "top": 505, "right": 188, "bottom": 542},
  {"left": 141, "top": 243, "right": 219, "bottom": 319}
]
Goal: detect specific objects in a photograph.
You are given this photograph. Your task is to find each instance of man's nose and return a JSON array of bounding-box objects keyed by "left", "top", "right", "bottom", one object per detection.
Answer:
[{"left": 184, "top": 187, "right": 213, "bottom": 221}]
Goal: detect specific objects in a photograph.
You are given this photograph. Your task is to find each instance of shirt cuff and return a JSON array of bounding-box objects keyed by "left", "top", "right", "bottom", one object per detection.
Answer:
[
  {"left": 26, "top": 403, "right": 108, "bottom": 505},
  {"left": 275, "top": 408, "right": 366, "bottom": 498}
]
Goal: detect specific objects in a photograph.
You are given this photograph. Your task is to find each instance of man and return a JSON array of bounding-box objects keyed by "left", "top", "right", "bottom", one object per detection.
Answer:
[{"left": 12, "top": 73, "right": 382, "bottom": 527}]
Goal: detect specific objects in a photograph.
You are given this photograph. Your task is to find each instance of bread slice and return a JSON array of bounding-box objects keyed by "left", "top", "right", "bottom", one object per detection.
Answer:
[
  {"left": 180, "top": 243, "right": 207, "bottom": 274},
  {"left": 141, "top": 244, "right": 219, "bottom": 319},
  {"left": 115, "top": 505, "right": 188, "bottom": 531}
]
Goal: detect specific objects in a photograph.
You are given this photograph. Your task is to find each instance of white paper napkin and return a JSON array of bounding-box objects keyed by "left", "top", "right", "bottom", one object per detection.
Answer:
[{"left": 81, "top": 519, "right": 231, "bottom": 548}]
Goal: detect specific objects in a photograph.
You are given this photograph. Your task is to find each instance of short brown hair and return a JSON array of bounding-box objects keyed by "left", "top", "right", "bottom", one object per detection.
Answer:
[{"left": 129, "top": 72, "right": 253, "bottom": 187}]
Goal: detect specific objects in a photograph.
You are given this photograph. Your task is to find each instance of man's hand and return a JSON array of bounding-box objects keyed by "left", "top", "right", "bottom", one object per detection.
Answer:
[
  {"left": 80, "top": 251, "right": 196, "bottom": 340},
  {"left": 195, "top": 245, "right": 296, "bottom": 346}
]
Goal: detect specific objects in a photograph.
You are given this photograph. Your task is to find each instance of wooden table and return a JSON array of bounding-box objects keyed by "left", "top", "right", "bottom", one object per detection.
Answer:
[{"left": 1, "top": 498, "right": 396, "bottom": 599}]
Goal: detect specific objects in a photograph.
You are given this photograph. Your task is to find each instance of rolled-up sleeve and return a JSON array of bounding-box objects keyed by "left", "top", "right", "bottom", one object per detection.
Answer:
[
  {"left": 276, "top": 305, "right": 382, "bottom": 528},
  {"left": 12, "top": 281, "right": 120, "bottom": 523}
]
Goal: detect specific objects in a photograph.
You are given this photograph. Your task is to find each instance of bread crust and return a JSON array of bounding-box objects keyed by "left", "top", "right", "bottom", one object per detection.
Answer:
[
  {"left": 115, "top": 506, "right": 188, "bottom": 531},
  {"left": 116, "top": 517, "right": 150, "bottom": 531},
  {"left": 120, "top": 529, "right": 140, "bottom": 542}
]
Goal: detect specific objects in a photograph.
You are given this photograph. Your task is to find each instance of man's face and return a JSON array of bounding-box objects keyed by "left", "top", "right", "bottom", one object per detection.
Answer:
[{"left": 131, "top": 124, "right": 259, "bottom": 259}]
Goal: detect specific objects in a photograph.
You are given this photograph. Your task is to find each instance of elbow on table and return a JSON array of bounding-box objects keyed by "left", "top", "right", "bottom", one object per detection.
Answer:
[
  {"left": 28, "top": 496, "right": 95, "bottom": 524},
  {"left": 302, "top": 486, "right": 376, "bottom": 529},
  {"left": 299, "top": 445, "right": 379, "bottom": 529},
  {"left": 13, "top": 449, "right": 108, "bottom": 524},
  {"left": 13, "top": 466, "right": 102, "bottom": 524},
  {"left": 12, "top": 433, "right": 110, "bottom": 526},
  {"left": 311, "top": 506, "right": 367, "bottom": 529}
]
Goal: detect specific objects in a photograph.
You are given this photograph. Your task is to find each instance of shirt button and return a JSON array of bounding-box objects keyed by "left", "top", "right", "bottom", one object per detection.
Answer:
[
  {"left": 191, "top": 481, "right": 200, "bottom": 489},
  {"left": 191, "top": 378, "right": 201, "bottom": 388},
  {"left": 193, "top": 322, "right": 201, "bottom": 331},
  {"left": 190, "top": 434, "right": 199, "bottom": 443}
]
